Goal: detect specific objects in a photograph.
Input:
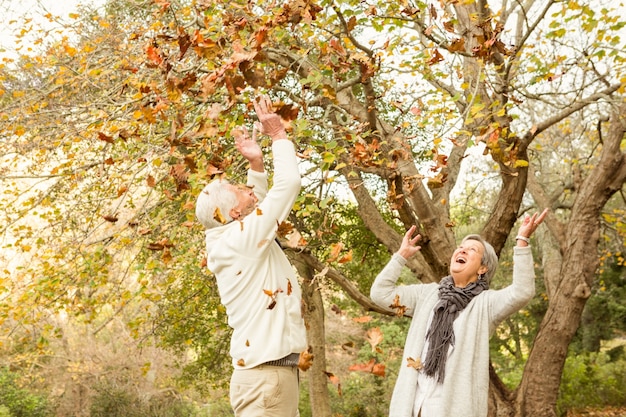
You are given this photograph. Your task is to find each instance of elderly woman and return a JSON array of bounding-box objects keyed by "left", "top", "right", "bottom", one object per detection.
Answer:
[{"left": 370, "top": 209, "right": 548, "bottom": 417}]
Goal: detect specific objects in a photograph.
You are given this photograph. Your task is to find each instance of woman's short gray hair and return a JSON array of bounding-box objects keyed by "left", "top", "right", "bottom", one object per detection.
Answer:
[
  {"left": 195, "top": 179, "right": 238, "bottom": 229},
  {"left": 462, "top": 234, "right": 499, "bottom": 285}
]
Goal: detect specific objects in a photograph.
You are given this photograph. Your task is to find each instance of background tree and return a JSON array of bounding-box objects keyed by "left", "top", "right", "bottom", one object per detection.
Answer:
[{"left": 1, "top": 1, "right": 625, "bottom": 417}]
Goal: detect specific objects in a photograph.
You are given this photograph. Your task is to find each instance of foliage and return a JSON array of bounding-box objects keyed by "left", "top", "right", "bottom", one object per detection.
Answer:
[
  {"left": 90, "top": 379, "right": 207, "bottom": 417},
  {"left": 557, "top": 352, "right": 626, "bottom": 416},
  {"left": 0, "top": 368, "right": 52, "bottom": 417},
  {"left": 0, "top": 0, "right": 625, "bottom": 415}
]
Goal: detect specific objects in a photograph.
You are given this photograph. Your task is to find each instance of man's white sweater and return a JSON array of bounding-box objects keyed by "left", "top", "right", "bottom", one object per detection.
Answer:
[
  {"left": 205, "top": 140, "right": 307, "bottom": 369},
  {"left": 371, "top": 246, "right": 536, "bottom": 417}
]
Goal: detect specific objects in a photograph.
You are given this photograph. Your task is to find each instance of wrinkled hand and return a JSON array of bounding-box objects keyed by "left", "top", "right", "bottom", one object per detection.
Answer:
[
  {"left": 252, "top": 95, "right": 286, "bottom": 139},
  {"left": 517, "top": 208, "right": 549, "bottom": 239},
  {"left": 398, "top": 225, "right": 421, "bottom": 260},
  {"left": 233, "top": 126, "right": 263, "bottom": 172}
]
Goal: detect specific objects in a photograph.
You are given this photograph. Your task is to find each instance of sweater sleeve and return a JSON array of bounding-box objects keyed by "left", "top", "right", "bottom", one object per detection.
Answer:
[
  {"left": 488, "top": 245, "right": 536, "bottom": 328},
  {"left": 226, "top": 140, "right": 301, "bottom": 256},
  {"left": 370, "top": 253, "right": 424, "bottom": 317}
]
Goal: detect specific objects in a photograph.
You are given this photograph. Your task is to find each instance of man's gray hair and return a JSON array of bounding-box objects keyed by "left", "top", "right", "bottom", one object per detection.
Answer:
[
  {"left": 462, "top": 234, "right": 499, "bottom": 285},
  {"left": 195, "top": 179, "right": 238, "bottom": 229}
]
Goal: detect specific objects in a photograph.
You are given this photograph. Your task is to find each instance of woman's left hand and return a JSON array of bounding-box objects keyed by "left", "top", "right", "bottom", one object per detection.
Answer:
[{"left": 517, "top": 208, "right": 549, "bottom": 240}]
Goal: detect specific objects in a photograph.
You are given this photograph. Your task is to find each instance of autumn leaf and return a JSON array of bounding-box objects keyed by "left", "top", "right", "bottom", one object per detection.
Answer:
[
  {"left": 257, "top": 239, "right": 269, "bottom": 248},
  {"left": 97, "top": 131, "right": 114, "bottom": 143},
  {"left": 325, "top": 372, "right": 342, "bottom": 396},
  {"left": 298, "top": 348, "right": 314, "bottom": 371},
  {"left": 389, "top": 294, "right": 407, "bottom": 317},
  {"left": 327, "top": 242, "right": 344, "bottom": 263},
  {"left": 213, "top": 207, "right": 226, "bottom": 224},
  {"left": 366, "top": 327, "right": 384, "bottom": 353},
  {"left": 277, "top": 221, "right": 294, "bottom": 238},
  {"left": 287, "top": 279, "right": 292, "bottom": 295},
  {"left": 428, "top": 48, "right": 444, "bottom": 65},
  {"left": 146, "top": 175, "right": 156, "bottom": 187},
  {"left": 256, "top": 207, "right": 263, "bottom": 215},
  {"left": 337, "top": 249, "right": 353, "bottom": 264},
  {"left": 237, "top": 358, "right": 245, "bottom": 367},
  {"left": 372, "top": 363, "right": 386, "bottom": 377},
  {"left": 103, "top": 214, "right": 118, "bottom": 223},
  {"left": 245, "top": 340, "right": 250, "bottom": 347},
  {"left": 407, "top": 357, "right": 423, "bottom": 370},
  {"left": 352, "top": 315, "right": 373, "bottom": 323},
  {"left": 348, "top": 358, "right": 386, "bottom": 378}
]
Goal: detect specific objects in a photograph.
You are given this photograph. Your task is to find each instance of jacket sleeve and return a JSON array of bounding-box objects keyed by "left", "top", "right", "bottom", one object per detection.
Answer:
[
  {"left": 488, "top": 245, "right": 536, "bottom": 328},
  {"left": 370, "top": 253, "right": 424, "bottom": 317},
  {"left": 227, "top": 140, "right": 301, "bottom": 256}
]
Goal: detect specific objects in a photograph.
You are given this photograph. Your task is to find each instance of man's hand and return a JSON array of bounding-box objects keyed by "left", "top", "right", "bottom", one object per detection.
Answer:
[
  {"left": 253, "top": 95, "right": 287, "bottom": 141},
  {"left": 233, "top": 126, "right": 263, "bottom": 172}
]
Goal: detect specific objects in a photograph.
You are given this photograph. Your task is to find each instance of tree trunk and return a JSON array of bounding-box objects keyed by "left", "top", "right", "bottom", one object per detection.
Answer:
[
  {"left": 288, "top": 251, "right": 332, "bottom": 417},
  {"left": 516, "top": 104, "right": 626, "bottom": 416}
]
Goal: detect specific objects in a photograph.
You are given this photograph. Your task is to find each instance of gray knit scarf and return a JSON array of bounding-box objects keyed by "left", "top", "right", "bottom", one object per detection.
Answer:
[{"left": 422, "top": 275, "right": 489, "bottom": 383}]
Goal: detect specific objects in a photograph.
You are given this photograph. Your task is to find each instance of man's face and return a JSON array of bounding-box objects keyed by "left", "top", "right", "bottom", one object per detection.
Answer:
[{"left": 230, "top": 184, "right": 258, "bottom": 219}]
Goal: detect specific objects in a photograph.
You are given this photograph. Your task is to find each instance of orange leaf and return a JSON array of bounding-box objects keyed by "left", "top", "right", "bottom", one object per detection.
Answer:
[
  {"left": 372, "top": 363, "right": 386, "bottom": 377},
  {"left": 256, "top": 207, "right": 263, "bottom": 215},
  {"left": 389, "top": 294, "right": 407, "bottom": 317},
  {"left": 103, "top": 214, "right": 118, "bottom": 223},
  {"left": 366, "top": 327, "right": 384, "bottom": 352},
  {"left": 287, "top": 279, "right": 293, "bottom": 295},
  {"left": 407, "top": 357, "right": 423, "bottom": 370},
  {"left": 327, "top": 242, "right": 344, "bottom": 263},
  {"left": 263, "top": 289, "right": 274, "bottom": 297},
  {"left": 298, "top": 349, "right": 314, "bottom": 372},
  {"left": 337, "top": 249, "right": 353, "bottom": 264},
  {"left": 213, "top": 207, "right": 227, "bottom": 224},
  {"left": 352, "top": 315, "right": 373, "bottom": 323},
  {"left": 98, "top": 131, "right": 114, "bottom": 143},
  {"left": 348, "top": 358, "right": 375, "bottom": 373},
  {"left": 237, "top": 358, "right": 245, "bottom": 367}
]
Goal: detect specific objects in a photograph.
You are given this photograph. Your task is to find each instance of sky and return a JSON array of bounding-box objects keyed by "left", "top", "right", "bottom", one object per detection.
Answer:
[{"left": 0, "top": 0, "right": 103, "bottom": 57}]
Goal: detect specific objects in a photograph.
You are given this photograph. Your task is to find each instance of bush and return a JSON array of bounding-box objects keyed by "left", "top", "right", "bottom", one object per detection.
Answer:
[
  {"left": 0, "top": 368, "right": 52, "bottom": 417},
  {"left": 90, "top": 380, "right": 208, "bottom": 417},
  {"left": 557, "top": 352, "right": 626, "bottom": 415}
]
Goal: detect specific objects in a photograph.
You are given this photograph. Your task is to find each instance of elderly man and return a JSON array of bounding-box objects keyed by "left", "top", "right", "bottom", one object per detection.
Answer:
[{"left": 196, "top": 96, "right": 307, "bottom": 417}]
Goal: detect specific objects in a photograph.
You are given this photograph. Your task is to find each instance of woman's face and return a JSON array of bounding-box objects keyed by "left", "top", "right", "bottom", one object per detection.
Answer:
[{"left": 449, "top": 239, "right": 486, "bottom": 281}]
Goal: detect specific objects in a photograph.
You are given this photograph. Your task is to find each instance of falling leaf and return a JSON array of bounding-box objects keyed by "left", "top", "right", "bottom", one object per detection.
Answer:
[
  {"left": 213, "top": 207, "right": 226, "bottom": 224},
  {"left": 263, "top": 289, "right": 274, "bottom": 297},
  {"left": 267, "top": 300, "right": 276, "bottom": 310},
  {"left": 389, "top": 294, "right": 407, "bottom": 317},
  {"left": 372, "top": 363, "right": 386, "bottom": 377},
  {"left": 331, "top": 304, "right": 343, "bottom": 315},
  {"left": 352, "top": 315, "right": 373, "bottom": 323},
  {"left": 257, "top": 239, "right": 269, "bottom": 248},
  {"left": 349, "top": 358, "right": 375, "bottom": 373},
  {"left": 327, "top": 242, "right": 344, "bottom": 263},
  {"left": 325, "top": 372, "right": 342, "bottom": 396},
  {"left": 407, "top": 357, "right": 423, "bottom": 370},
  {"left": 337, "top": 249, "right": 353, "bottom": 264},
  {"left": 237, "top": 358, "right": 245, "bottom": 367},
  {"left": 103, "top": 214, "right": 118, "bottom": 223},
  {"left": 245, "top": 340, "right": 250, "bottom": 347},
  {"left": 147, "top": 175, "right": 156, "bottom": 187},
  {"left": 98, "top": 131, "right": 114, "bottom": 143},
  {"left": 256, "top": 207, "right": 263, "bottom": 215},
  {"left": 287, "top": 279, "right": 293, "bottom": 295},
  {"left": 277, "top": 221, "right": 294, "bottom": 237},
  {"left": 366, "top": 327, "right": 384, "bottom": 352},
  {"left": 428, "top": 48, "right": 444, "bottom": 65},
  {"left": 298, "top": 348, "right": 314, "bottom": 371}
]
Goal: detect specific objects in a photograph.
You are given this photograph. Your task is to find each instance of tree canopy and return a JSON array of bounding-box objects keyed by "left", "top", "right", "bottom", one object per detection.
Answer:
[{"left": 1, "top": 0, "right": 625, "bottom": 416}]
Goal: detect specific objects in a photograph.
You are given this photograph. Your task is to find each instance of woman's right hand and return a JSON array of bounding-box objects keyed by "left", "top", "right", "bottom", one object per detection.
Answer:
[{"left": 398, "top": 225, "right": 421, "bottom": 260}]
